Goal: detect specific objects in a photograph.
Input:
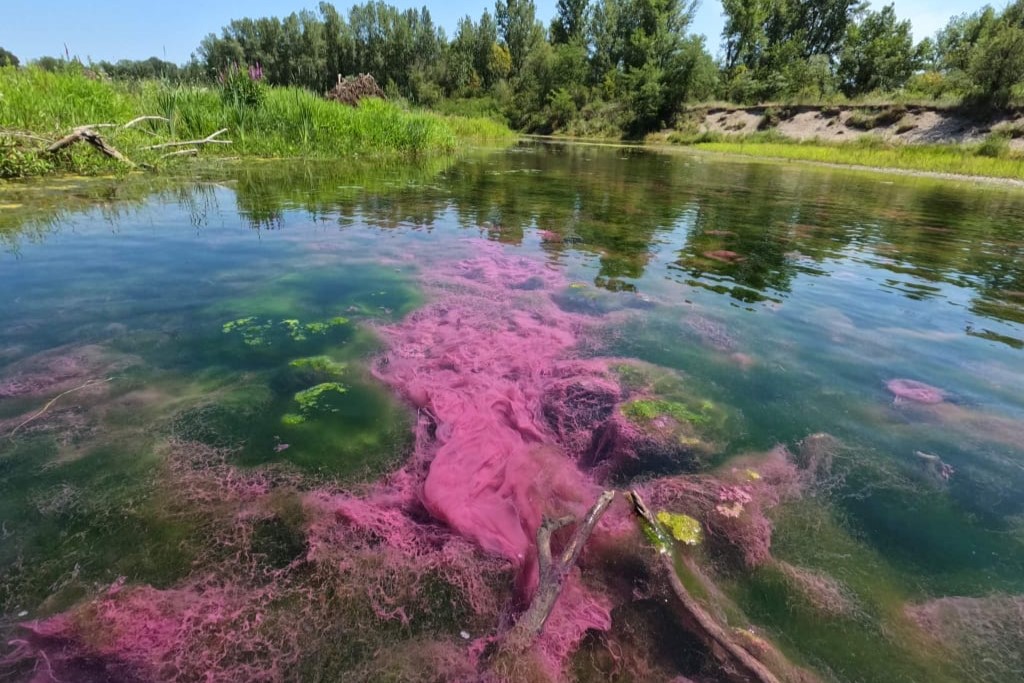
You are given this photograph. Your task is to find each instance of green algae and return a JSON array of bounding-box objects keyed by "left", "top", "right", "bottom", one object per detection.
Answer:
[
  {"left": 289, "top": 356, "right": 347, "bottom": 377},
  {"left": 657, "top": 511, "right": 704, "bottom": 546},
  {"left": 294, "top": 382, "right": 348, "bottom": 414},
  {"left": 623, "top": 398, "right": 714, "bottom": 427},
  {"left": 222, "top": 316, "right": 351, "bottom": 347}
]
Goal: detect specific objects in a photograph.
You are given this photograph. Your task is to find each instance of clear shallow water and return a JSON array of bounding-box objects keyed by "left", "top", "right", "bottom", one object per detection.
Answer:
[{"left": 1, "top": 144, "right": 1023, "bottom": 682}]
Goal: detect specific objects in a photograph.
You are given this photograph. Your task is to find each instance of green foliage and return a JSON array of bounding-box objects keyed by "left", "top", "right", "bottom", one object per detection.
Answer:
[
  {"left": 0, "top": 47, "right": 19, "bottom": 68},
  {"left": 838, "top": 4, "right": 919, "bottom": 96},
  {"left": 0, "top": 66, "right": 513, "bottom": 178},
  {"left": 969, "top": 24, "right": 1024, "bottom": 108},
  {"left": 976, "top": 132, "right": 1011, "bottom": 158},
  {"left": 219, "top": 64, "right": 266, "bottom": 108},
  {"left": 846, "top": 105, "right": 907, "bottom": 130},
  {"left": 0, "top": 135, "right": 54, "bottom": 179}
]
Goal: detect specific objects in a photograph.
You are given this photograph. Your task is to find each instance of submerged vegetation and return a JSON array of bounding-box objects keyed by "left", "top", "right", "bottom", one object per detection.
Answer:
[{"left": 1, "top": 144, "right": 1023, "bottom": 681}]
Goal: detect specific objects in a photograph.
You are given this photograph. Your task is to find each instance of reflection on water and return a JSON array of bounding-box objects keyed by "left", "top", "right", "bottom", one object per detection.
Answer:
[{"left": 1, "top": 143, "right": 1023, "bottom": 682}]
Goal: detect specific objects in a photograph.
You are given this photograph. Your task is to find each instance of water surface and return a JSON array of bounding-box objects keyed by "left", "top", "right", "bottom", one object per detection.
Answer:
[{"left": 2, "top": 144, "right": 1023, "bottom": 682}]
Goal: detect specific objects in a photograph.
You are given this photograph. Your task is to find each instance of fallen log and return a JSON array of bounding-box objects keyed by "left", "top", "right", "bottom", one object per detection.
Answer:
[
  {"left": 504, "top": 490, "right": 616, "bottom": 652},
  {"left": 627, "top": 490, "right": 782, "bottom": 683},
  {"left": 45, "top": 126, "right": 135, "bottom": 166}
]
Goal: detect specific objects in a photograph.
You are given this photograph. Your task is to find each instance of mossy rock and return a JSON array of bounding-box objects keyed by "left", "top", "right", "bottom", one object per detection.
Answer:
[{"left": 620, "top": 396, "right": 728, "bottom": 453}]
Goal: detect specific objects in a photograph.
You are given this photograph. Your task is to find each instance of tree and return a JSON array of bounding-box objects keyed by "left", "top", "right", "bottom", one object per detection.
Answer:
[
  {"left": 551, "top": 0, "right": 590, "bottom": 44},
  {"left": 0, "top": 47, "right": 19, "bottom": 67},
  {"left": 495, "top": 0, "right": 544, "bottom": 76},
  {"left": 838, "top": 4, "right": 917, "bottom": 95},
  {"left": 721, "top": 0, "right": 863, "bottom": 99},
  {"left": 934, "top": 7, "right": 998, "bottom": 73},
  {"left": 970, "top": 23, "right": 1024, "bottom": 106}
]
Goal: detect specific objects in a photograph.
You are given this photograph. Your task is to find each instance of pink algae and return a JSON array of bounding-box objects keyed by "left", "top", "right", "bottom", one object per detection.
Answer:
[
  {"left": 886, "top": 378, "right": 947, "bottom": 404},
  {"left": 5, "top": 239, "right": 778, "bottom": 682}
]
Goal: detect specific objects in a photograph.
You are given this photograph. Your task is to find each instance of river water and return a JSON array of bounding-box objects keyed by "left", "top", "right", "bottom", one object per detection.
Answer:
[{"left": 1, "top": 143, "right": 1022, "bottom": 682}]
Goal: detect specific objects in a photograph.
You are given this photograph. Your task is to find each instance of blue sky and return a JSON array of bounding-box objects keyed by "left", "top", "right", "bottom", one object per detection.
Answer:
[{"left": 1, "top": 0, "right": 987, "bottom": 64}]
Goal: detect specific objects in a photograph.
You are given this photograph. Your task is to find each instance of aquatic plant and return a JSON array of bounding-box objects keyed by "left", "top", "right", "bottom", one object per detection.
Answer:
[
  {"left": 777, "top": 561, "right": 861, "bottom": 618},
  {"left": 906, "top": 594, "right": 1024, "bottom": 683},
  {"left": 622, "top": 398, "right": 714, "bottom": 426},
  {"left": 288, "top": 356, "right": 347, "bottom": 377},
  {"left": 294, "top": 382, "right": 347, "bottom": 412},
  {"left": 221, "top": 315, "right": 350, "bottom": 346},
  {"left": 656, "top": 511, "right": 704, "bottom": 545},
  {"left": 280, "top": 382, "right": 349, "bottom": 424}
]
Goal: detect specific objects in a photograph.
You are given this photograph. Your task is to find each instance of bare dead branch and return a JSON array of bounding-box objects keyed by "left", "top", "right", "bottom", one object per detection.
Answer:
[
  {"left": 122, "top": 115, "right": 169, "bottom": 129},
  {"left": 505, "top": 490, "right": 615, "bottom": 651},
  {"left": 142, "top": 128, "right": 231, "bottom": 150}
]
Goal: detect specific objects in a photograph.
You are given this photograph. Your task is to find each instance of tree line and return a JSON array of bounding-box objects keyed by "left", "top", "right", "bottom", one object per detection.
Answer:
[{"left": 5, "top": 0, "right": 1024, "bottom": 135}]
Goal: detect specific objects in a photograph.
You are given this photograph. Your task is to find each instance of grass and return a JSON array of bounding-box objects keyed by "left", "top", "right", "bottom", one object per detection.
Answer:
[
  {"left": 0, "top": 66, "right": 514, "bottom": 179},
  {"left": 665, "top": 133, "right": 1024, "bottom": 180}
]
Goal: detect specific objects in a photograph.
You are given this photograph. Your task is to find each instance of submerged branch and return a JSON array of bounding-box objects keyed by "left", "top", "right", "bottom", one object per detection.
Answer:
[
  {"left": 5, "top": 378, "right": 114, "bottom": 440},
  {"left": 627, "top": 490, "right": 782, "bottom": 683},
  {"left": 505, "top": 490, "right": 616, "bottom": 651}
]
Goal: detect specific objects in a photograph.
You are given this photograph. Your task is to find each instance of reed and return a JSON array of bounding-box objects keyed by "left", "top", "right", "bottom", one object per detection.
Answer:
[{"left": 0, "top": 66, "right": 514, "bottom": 178}]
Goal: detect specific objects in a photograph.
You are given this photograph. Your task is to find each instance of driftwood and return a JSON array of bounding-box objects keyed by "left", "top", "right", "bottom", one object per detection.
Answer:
[
  {"left": 122, "top": 115, "right": 169, "bottom": 129},
  {"left": 46, "top": 126, "right": 135, "bottom": 166},
  {"left": 504, "top": 490, "right": 616, "bottom": 652},
  {"left": 142, "top": 128, "right": 231, "bottom": 151},
  {"left": 627, "top": 490, "right": 782, "bottom": 683}
]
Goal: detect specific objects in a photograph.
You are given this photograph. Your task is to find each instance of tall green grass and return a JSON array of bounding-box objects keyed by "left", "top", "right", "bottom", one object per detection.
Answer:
[
  {"left": 0, "top": 66, "right": 514, "bottom": 178},
  {"left": 670, "top": 135, "right": 1024, "bottom": 180}
]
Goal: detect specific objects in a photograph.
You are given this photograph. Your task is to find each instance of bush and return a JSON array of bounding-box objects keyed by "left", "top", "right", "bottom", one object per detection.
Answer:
[
  {"left": 977, "top": 132, "right": 1011, "bottom": 158},
  {"left": 219, "top": 64, "right": 266, "bottom": 108},
  {"left": 847, "top": 106, "right": 907, "bottom": 130}
]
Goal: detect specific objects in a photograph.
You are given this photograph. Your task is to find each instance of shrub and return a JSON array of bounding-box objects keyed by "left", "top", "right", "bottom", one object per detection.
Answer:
[
  {"left": 218, "top": 63, "right": 266, "bottom": 108},
  {"left": 977, "top": 132, "right": 1012, "bottom": 158}
]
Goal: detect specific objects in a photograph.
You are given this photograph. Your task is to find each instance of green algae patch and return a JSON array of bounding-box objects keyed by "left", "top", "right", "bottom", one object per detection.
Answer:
[
  {"left": 222, "top": 316, "right": 351, "bottom": 347},
  {"left": 657, "top": 511, "right": 703, "bottom": 546},
  {"left": 294, "top": 382, "right": 348, "bottom": 415},
  {"left": 623, "top": 398, "right": 714, "bottom": 426},
  {"left": 289, "top": 355, "right": 347, "bottom": 375}
]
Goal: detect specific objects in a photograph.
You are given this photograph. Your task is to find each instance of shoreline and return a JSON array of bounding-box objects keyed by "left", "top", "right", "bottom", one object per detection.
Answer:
[
  {"left": 524, "top": 134, "right": 1024, "bottom": 187},
  {"left": 672, "top": 145, "right": 1024, "bottom": 188}
]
